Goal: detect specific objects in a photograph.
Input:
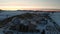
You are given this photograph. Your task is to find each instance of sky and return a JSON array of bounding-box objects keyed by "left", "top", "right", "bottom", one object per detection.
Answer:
[{"left": 0, "top": 0, "right": 60, "bottom": 10}]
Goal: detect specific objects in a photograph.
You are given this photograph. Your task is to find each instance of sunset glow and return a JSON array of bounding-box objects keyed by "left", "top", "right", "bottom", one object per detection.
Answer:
[{"left": 0, "top": 0, "right": 60, "bottom": 10}]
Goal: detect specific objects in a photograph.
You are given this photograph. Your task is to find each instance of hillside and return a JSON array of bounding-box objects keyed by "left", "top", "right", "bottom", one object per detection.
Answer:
[{"left": 0, "top": 10, "right": 60, "bottom": 34}]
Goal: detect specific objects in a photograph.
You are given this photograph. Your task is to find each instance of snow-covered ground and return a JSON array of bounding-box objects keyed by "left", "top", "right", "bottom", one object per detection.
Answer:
[
  {"left": 0, "top": 11, "right": 60, "bottom": 25},
  {"left": 0, "top": 11, "right": 60, "bottom": 34}
]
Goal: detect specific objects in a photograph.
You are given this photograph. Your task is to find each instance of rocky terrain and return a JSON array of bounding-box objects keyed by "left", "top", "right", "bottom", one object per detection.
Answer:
[{"left": 0, "top": 10, "right": 60, "bottom": 34}]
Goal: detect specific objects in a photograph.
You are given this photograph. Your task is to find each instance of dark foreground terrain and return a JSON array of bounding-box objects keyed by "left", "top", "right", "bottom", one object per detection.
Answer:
[{"left": 0, "top": 10, "right": 60, "bottom": 34}]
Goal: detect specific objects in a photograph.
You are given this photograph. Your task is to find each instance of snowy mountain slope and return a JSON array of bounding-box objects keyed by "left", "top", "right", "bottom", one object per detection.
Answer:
[
  {"left": 0, "top": 11, "right": 60, "bottom": 34},
  {"left": 0, "top": 11, "right": 28, "bottom": 21}
]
